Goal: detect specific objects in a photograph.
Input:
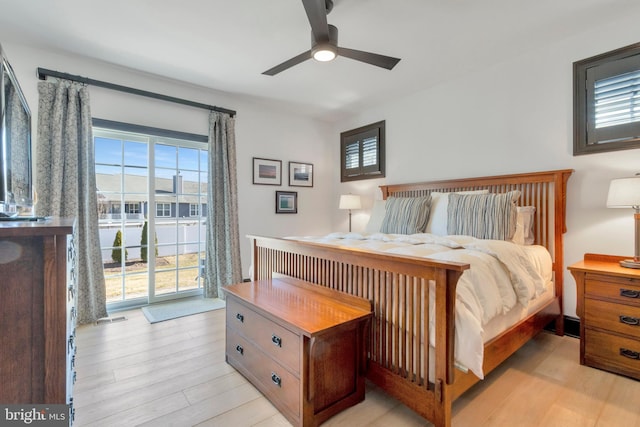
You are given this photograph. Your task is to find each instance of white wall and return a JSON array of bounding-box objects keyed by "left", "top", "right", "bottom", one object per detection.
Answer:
[
  {"left": 1, "top": 42, "right": 335, "bottom": 277},
  {"left": 331, "top": 10, "right": 640, "bottom": 318}
]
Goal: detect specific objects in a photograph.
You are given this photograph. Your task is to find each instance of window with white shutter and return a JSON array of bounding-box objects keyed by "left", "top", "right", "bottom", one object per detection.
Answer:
[
  {"left": 574, "top": 43, "right": 640, "bottom": 155},
  {"left": 340, "top": 121, "right": 385, "bottom": 182}
]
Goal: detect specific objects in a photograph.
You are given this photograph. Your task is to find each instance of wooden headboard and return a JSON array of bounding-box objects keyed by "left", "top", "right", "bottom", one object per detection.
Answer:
[{"left": 380, "top": 169, "right": 574, "bottom": 306}]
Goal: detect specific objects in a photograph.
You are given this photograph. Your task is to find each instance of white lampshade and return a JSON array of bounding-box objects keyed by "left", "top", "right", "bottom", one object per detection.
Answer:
[
  {"left": 339, "top": 194, "right": 361, "bottom": 210},
  {"left": 607, "top": 176, "right": 640, "bottom": 208}
]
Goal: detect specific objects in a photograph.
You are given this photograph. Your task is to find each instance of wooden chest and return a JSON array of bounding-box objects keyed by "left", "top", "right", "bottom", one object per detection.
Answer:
[{"left": 224, "top": 276, "right": 372, "bottom": 427}]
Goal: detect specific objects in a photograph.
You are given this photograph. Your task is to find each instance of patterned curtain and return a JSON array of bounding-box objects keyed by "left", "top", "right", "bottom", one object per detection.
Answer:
[
  {"left": 36, "top": 79, "right": 108, "bottom": 324},
  {"left": 205, "top": 111, "right": 242, "bottom": 298}
]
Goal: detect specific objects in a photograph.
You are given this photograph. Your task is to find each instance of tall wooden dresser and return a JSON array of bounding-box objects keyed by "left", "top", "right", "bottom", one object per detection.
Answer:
[{"left": 0, "top": 219, "right": 76, "bottom": 420}]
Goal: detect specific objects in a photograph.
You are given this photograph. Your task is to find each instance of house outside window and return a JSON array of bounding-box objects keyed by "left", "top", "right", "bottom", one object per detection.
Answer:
[{"left": 190, "top": 203, "right": 200, "bottom": 217}]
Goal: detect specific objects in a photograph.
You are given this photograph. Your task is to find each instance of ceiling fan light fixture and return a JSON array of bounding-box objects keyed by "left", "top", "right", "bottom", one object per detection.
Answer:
[{"left": 312, "top": 44, "right": 337, "bottom": 62}]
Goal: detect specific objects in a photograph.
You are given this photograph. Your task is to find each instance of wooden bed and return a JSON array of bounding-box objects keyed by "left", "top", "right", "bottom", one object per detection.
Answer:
[{"left": 248, "top": 169, "right": 573, "bottom": 427}]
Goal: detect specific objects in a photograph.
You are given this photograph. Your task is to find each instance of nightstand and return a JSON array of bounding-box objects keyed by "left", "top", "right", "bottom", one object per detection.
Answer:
[{"left": 569, "top": 254, "right": 640, "bottom": 380}]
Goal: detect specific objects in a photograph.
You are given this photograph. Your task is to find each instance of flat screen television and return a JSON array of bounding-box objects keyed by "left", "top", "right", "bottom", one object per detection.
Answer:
[{"left": 0, "top": 43, "right": 32, "bottom": 215}]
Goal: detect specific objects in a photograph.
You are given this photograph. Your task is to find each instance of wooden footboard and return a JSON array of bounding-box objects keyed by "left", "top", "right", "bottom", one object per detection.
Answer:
[
  {"left": 250, "top": 235, "right": 469, "bottom": 426},
  {"left": 248, "top": 169, "right": 573, "bottom": 427}
]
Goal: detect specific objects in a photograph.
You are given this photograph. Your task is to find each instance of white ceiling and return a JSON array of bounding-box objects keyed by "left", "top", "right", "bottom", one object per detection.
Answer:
[{"left": 0, "top": 0, "right": 636, "bottom": 121}]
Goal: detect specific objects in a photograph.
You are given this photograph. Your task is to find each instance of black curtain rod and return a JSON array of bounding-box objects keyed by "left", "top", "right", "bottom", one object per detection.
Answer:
[{"left": 36, "top": 67, "right": 236, "bottom": 117}]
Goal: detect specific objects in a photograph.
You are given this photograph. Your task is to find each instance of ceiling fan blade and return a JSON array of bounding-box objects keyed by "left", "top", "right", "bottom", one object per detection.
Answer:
[
  {"left": 302, "top": 0, "right": 329, "bottom": 42},
  {"left": 262, "top": 50, "right": 313, "bottom": 76},
  {"left": 337, "top": 47, "right": 401, "bottom": 70}
]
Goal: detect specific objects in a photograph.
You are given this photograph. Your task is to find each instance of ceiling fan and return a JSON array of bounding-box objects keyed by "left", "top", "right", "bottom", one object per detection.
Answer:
[{"left": 262, "top": 0, "right": 401, "bottom": 76}]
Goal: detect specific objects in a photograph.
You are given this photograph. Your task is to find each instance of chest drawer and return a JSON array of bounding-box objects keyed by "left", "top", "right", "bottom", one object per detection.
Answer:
[
  {"left": 585, "top": 329, "right": 640, "bottom": 380},
  {"left": 585, "top": 274, "right": 640, "bottom": 307},
  {"left": 585, "top": 298, "right": 640, "bottom": 339},
  {"left": 226, "top": 298, "right": 301, "bottom": 374},
  {"left": 226, "top": 327, "right": 301, "bottom": 420}
]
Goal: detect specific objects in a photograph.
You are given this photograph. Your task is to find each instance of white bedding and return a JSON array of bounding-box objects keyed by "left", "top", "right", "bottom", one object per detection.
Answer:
[{"left": 287, "top": 232, "right": 553, "bottom": 379}]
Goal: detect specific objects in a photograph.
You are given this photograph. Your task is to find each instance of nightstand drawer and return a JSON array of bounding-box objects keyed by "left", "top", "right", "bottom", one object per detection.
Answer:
[
  {"left": 585, "top": 329, "right": 640, "bottom": 380},
  {"left": 585, "top": 274, "right": 640, "bottom": 307},
  {"left": 585, "top": 298, "right": 640, "bottom": 339}
]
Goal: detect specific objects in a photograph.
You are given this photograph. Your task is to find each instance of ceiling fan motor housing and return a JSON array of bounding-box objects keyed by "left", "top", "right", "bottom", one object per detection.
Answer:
[{"left": 312, "top": 24, "right": 338, "bottom": 61}]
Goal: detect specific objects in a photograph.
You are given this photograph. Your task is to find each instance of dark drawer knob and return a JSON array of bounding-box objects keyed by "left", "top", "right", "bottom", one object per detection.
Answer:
[
  {"left": 271, "top": 372, "right": 282, "bottom": 387},
  {"left": 620, "top": 289, "right": 640, "bottom": 298},
  {"left": 235, "top": 345, "right": 244, "bottom": 355},
  {"left": 620, "top": 348, "right": 640, "bottom": 360},
  {"left": 271, "top": 334, "right": 282, "bottom": 347},
  {"left": 235, "top": 313, "right": 244, "bottom": 323},
  {"left": 620, "top": 315, "right": 640, "bottom": 326}
]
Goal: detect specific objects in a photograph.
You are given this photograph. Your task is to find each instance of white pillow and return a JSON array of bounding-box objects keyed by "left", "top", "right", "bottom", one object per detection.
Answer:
[
  {"left": 511, "top": 206, "right": 536, "bottom": 245},
  {"left": 365, "top": 200, "right": 386, "bottom": 233},
  {"left": 425, "top": 190, "right": 489, "bottom": 235}
]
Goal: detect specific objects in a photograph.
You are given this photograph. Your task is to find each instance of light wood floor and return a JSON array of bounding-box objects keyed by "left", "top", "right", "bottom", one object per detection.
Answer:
[{"left": 73, "top": 307, "right": 640, "bottom": 427}]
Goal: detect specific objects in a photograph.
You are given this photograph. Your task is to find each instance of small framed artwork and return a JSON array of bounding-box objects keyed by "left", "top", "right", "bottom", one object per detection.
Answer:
[
  {"left": 276, "top": 191, "right": 297, "bottom": 214},
  {"left": 253, "top": 157, "right": 282, "bottom": 185},
  {"left": 289, "top": 161, "right": 314, "bottom": 187}
]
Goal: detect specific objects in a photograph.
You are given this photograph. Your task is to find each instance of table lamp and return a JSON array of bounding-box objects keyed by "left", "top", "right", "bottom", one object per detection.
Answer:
[
  {"left": 607, "top": 174, "right": 640, "bottom": 268},
  {"left": 339, "top": 194, "right": 361, "bottom": 232}
]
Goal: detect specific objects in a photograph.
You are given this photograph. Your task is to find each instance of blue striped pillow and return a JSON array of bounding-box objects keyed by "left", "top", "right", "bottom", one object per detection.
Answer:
[
  {"left": 447, "top": 191, "right": 520, "bottom": 240},
  {"left": 380, "top": 196, "right": 432, "bottom": 234}
]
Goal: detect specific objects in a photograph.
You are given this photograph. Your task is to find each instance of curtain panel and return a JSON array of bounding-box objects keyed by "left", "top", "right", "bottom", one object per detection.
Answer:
[
  {"left": 205, "top": 111, "right": 242, "bottom": 298},
  {"left": 36, "top": 80, "right": 108, "bottom": 324}
]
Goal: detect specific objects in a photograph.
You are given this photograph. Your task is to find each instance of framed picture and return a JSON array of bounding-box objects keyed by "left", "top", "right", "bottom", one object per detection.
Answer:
[
  {"left": 253, "top": 157, "right": 282, "bottom": 185},
  {"left": 288, "top": 161, "right": 314, "bottom": 187},
  {"left": 276, "top": 191, "right": 297, "bottom": 214}
]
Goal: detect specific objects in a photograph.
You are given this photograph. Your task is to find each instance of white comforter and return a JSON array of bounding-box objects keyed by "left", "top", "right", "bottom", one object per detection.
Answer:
[{"left": 288, "top": 232, "right": 552, "bottom": 379}]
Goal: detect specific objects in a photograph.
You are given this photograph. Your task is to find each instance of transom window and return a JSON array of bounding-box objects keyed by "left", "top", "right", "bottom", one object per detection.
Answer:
[
  {"left": 574, "top": 43, "right": 640, "bottom": 155},
  {"left": 340, "top": 120, "right": 385, "bottom": 182}
]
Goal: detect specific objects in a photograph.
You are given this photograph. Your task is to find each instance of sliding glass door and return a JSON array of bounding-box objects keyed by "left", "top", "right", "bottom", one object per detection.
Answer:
[{"left": 94, "top": 127, "right": 208, "bottom": 309}]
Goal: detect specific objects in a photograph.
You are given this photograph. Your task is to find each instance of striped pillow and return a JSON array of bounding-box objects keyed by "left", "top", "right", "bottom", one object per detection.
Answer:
[
  {"left": 380, "top": 196, "right": 432, "bottom": 234},
  {"left": 447, "top": 191, "right": 520, "bottom": 240}
]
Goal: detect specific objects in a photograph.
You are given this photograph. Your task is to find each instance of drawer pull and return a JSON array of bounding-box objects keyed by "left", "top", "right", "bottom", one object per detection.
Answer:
[
  {"left": 620, "top": 315, "right": 640, "bottom": 326},
  {"left": 271, "top": 334, "right": 282, "bottom": 347},
  {"left": 620, "top": 348, "right": 640, "bottom": 360},
  {"left": 235, "top": 313, "right": 244, "bottom": 323},
  {"left": 235, "top": 345, "right": 244, "bottom": 355},
  {"left": 620, "top": 289, "right": 640, "bottom": 298},
  {"left": 271, "top": 372, "right": 282, "bottom": 387}
]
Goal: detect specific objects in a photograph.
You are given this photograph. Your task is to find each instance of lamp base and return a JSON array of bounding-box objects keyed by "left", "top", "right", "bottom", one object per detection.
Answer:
[{"left": 620, "top": 259, "right": 640, "bottom": 269}]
